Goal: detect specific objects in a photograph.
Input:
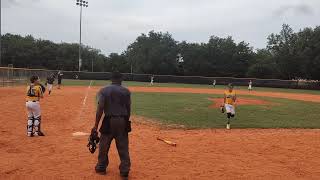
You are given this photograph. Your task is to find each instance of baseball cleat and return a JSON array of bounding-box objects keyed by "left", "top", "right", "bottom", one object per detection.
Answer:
[
  {"left": 37, "top": 131, "right": 45, "bottom": 136},
  {"left": 27, "top": 132, "right": 33, "bottom": 137},
  {"left": 34, "top": 131, "right": 45, "bottom": 136},
  {"left": 95, "top": 168, "right": 106, "bottom": 175},
  {"left": 226, "top": 124, "right": 230, "bottom": 130}
]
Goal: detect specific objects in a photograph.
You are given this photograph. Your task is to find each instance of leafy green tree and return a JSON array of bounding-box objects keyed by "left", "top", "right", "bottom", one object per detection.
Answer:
[{"left": 126, "top": 31, "right": 179, "bottom": 75}]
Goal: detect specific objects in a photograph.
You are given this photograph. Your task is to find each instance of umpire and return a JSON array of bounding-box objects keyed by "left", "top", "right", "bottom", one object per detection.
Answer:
[{"left": 92, "top": 71, "right": 131, "bottom": 178}]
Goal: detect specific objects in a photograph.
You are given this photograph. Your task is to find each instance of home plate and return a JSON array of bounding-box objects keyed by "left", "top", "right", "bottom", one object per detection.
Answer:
[{"left": 72, "top": 132, "right": 90, "bottom": 136}]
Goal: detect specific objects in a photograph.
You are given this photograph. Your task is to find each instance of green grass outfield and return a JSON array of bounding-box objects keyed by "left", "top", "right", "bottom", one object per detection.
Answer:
[
  {"left": 63, "top": 79, "right": 320, "bottom": 129},
  {"left": 62, "top": 79, "right": 320, "bottom": 95},
  {"left": 132, "top": 93, "right": 320, "bottom": 129}
]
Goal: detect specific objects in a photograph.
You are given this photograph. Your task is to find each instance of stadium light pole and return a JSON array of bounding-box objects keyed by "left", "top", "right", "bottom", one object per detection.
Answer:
[
  {"left": 0, "top": 0, "right": 2, "bottom": 67},
  {"left": 75, "top": 0, "right": 88, "bottom": 72},
  {"left": 91, "top": 58, "right": 93, "bottom": 72}
]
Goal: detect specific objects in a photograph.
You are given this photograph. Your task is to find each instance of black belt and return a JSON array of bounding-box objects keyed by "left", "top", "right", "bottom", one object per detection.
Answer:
[
  {"left": 107, "top": 115, "right": 127, "bottom": 118},
  {"left": 26, "top": 101, "right": 38, "bottom": 102}
]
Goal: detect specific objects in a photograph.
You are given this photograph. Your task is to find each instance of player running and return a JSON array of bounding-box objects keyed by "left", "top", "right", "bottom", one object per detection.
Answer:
[
  {"left": 223, "top": 83, "right": 237, "bottom": 130},
  {"left": 46, "top": 73, "right": 55, "bottom": 95},
  {"left": 248, "top": 80, "right": 253, "bottom": 91},
  {"left": 57, "top": 71, "right": 63, "bottom": 89},
  {"left": 150, "top": 75, "right": 154, "bottom": 86},
  {"left": 26, "top": 76, "right": 45, "bottom": 137}
]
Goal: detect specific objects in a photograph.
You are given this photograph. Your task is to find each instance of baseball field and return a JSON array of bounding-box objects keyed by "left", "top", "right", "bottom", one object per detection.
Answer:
[{"left": 1, "top": 80, "right": 320, "bottom": 179}]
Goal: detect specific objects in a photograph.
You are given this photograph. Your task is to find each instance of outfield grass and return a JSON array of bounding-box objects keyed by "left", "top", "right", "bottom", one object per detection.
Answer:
[
  {"left": 131, "top": 92, "right": 320, "bottom": 129},
  {"left": 63, "top": 79, "right": 320, "bottom": 95},
  {"left": 81, "top": 79, "right": 320, "bottom": 129}
]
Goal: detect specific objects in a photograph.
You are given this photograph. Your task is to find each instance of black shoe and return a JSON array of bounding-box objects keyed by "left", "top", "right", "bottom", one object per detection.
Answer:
[
  {"left": 120, "top": 172, "right": 129, "bottom": 178},
  {"left": 95, "top": 168, "right": 106, "bottom": 175},
  {"left": 36, "top": 131, "right": 45, "bottom": 136}
]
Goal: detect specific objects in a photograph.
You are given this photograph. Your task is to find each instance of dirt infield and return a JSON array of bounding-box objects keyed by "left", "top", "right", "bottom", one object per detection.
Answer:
[{"left": 1, "top": 86, "right": 320, "bottom": 179}]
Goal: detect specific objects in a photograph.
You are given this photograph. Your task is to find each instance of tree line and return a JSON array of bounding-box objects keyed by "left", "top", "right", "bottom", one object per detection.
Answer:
[{"left": 1, "top": 24, "right": 320, "bottom": 80}]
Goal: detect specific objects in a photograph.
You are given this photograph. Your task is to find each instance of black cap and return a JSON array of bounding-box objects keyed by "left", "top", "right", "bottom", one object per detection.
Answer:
[
  {"left": 30, "top": 75, "right": 39, "bottom": 83},
  {"left": 111, "top": 71, "right": 123, "bottom": 81}
]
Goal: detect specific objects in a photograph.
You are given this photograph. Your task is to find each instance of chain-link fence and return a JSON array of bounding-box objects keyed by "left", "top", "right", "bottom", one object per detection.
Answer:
[
  {"left": 61, "top": 71, "right": 320, "bottom": 90},
  {"left": 1, "top": 67, "right": 319, "bottom": 90},
  {"left": 0, "top": 67, "right": 56, "bottom": 87}
]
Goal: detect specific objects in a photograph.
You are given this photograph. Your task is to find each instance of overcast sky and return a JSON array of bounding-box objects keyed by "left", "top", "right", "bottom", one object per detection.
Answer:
[{"left": 2, "top": 0, "right": 320, "bottom": 54}]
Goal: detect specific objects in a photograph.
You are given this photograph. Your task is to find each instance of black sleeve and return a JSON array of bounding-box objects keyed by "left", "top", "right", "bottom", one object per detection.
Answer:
[
  {"left": 97, "top": 90, "right": 105, "bottom": 110},
  {"left": 126, "top": 91, "right": 131, "bottom": 119}
]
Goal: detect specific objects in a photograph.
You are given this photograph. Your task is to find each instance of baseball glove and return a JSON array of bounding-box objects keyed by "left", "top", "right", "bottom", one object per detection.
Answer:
[
  {"left": 220, "top": 105, "right": 225, "bottom": 113},
  {"left": 87, "top": 128, "right": 100, "bottom": 154},
  {"left": 40, "top": 83, "right": 46, "bottom": 93}
]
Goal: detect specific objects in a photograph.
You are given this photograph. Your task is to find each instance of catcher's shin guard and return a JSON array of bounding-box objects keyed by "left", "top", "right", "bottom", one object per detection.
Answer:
[
  {"left": 27, "top": 117, "right": 34, "bottom": 136},
  {"left": 33, "top": 116, "right": 45, "bottom": 136}
]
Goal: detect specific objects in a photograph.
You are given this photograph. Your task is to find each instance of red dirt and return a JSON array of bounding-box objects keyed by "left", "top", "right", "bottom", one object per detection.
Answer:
[
  {"left": 1, "top": 86, "right": 320, "bottom": 180},
  {"left": 208, "top": 97, "right": 273, "bottom": 108}
]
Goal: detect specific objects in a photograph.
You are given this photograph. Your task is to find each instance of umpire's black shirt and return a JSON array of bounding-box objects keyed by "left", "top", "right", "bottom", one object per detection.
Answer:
[{"left": 97, "top": 83, "right": 131, "bottom": 132}]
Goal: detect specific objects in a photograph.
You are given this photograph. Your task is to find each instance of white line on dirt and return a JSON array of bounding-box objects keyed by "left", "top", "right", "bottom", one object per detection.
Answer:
[
  {"left": 82, "top": 80, "right": 93, "bottom": 106},
  {"left": 72, "top": 80, "right": 93, "bottom": 136},
  {"left": 79, "top": 80, "right": 92, "bottom": 118},
  {"left": 72, "top": 132, "right": 90, "bottom": 136}
]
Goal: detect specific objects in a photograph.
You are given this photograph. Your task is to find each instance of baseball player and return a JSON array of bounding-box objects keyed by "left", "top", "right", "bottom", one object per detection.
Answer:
[
  {"left": 150, "top": 75, "right": 154, "bottom": 86},
  {"left": 223, "top": 83, "right": 237, "bottom": 130},
  {"left": 248, "top": 80, "right": 253, "bottom": 91},
  {"left": 213, "top": 79, "right": 216, "bottom": 88},
  {"left": 26, "top": 76, "right": 45, "bottom": 137},
  {"left": 46, "top": 73, "right": 55, "bottom": 95},
  {"left": 57, "top": 71, "right": 63, "bottom": 89}
]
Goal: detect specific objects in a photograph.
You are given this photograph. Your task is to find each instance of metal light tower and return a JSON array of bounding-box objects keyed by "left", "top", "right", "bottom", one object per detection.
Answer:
[
  {"left": 0, "top": 0, "right": 2, "bottom": 67},
  {"left": 76, "top": 0, "right": 88, "bottom": 72}
]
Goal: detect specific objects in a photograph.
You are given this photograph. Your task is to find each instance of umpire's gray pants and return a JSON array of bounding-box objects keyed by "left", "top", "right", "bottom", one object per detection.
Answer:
[{"left": 95, "top": 117, "right": 131, "bottom": 174}]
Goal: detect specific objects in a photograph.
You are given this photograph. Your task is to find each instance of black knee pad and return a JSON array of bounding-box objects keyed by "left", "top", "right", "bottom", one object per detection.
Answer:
[
  {"left": 231, "top": 114, "right": 235, "bottom": 118},
  {"left": 227, "top": 113, "right": 231, "bottom": 119}
]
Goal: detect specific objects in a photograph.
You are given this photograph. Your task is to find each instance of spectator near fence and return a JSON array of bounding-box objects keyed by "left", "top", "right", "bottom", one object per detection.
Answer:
[{"left": 57, "top": 71, "right": 63, "bottom": 89}]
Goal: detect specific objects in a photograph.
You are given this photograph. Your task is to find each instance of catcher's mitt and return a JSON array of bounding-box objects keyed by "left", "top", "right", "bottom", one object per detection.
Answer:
[
  {"left": 87, "top": 129, "right": 100, "bottom": 154},
  {"left": 220, "top": 105, "right": 225, "bottom": 113},
  {"left": 40, "top": 83, "right": 46, "bottom": 93}
]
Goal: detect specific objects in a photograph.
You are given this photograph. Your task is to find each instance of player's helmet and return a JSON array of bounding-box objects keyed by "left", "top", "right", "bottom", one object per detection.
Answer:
[{"left": 30, "top": 76, "right": 39, "bottom": 83}]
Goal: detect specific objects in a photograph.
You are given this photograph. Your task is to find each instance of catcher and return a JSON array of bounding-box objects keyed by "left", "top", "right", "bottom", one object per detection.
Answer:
[
  {"left": 26, "top": 76, "right": 46, "bottom": 137},
  {"left": 223, "top": 83, "right": 237, "bottom": 129}
]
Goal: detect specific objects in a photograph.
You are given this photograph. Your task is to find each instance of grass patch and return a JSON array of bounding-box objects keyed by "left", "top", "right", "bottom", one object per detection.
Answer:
[{"left": 131, "top": 92, "right": 320, "bottom": 129}]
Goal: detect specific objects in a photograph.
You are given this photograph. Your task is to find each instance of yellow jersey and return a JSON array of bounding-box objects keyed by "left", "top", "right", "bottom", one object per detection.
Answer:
[
  {"left": 26, "top": 84, "right": 42, "bottom": 101},
  {"left": 224, "top": 90, "right": 236, "bottom": 105}
]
